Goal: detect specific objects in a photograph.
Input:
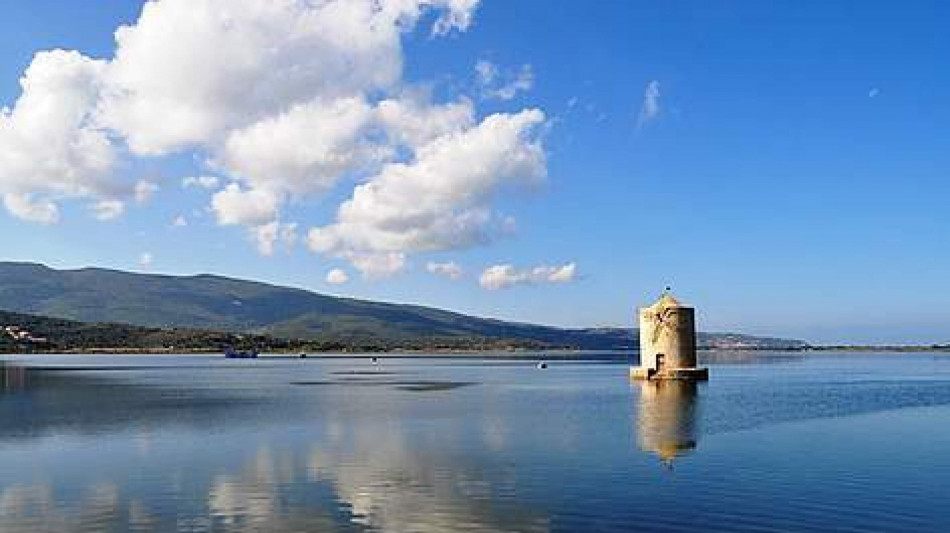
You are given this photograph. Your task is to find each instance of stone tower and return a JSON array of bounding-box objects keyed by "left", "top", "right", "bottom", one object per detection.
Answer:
[{"left": 630, "top": 291, "right": 708, "bottom": 380}]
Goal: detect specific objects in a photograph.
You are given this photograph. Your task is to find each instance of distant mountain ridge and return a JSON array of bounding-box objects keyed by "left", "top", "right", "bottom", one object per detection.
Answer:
[{"left": 0, "top": 262, "right": 807, "bottom": 350}]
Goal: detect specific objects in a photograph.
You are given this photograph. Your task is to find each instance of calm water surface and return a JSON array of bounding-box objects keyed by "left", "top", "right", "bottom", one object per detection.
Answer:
[{"left": 1, "top": 352, "right": 949, "bottom": 532}]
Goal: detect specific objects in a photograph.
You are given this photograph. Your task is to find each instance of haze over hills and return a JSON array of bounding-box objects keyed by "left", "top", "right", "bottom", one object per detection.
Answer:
[{"left": 0, "top": 262, "right": 807, "bottom": 350}]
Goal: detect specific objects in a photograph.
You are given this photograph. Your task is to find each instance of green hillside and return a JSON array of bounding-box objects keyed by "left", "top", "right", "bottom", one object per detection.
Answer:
[
  {"left": 0, "top": 309, "right": 288, "bottom": 353},
  {"left": 0, "top": 262, "right": 807, "bottom": 350}
]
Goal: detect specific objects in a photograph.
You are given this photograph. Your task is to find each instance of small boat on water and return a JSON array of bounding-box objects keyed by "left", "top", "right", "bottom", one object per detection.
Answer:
[{"left": 225, "top": 346, "right": 258, "bottom": 359}]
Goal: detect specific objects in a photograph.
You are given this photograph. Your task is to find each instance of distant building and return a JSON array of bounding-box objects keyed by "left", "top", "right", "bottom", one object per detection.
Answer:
[
  {"left": 630, "top": 291, "right": 708, "bottom": 380},
  {"left": 2, "top": 325, "right": 48, "bottom": 344}
]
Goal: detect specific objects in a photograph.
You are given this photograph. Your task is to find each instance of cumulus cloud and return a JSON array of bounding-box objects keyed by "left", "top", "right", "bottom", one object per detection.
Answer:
[
  {"left": 172, "top": 214, "right": 188, "bottom": 227},
  {"left": 182, "top": 175, "right": 220, "bottom": 189},
  {"left": 210, "top": 184, "right": 279, "bottom": 226},
  {"left": 3, "top": 194, "right": 60, "bottom": 224},
  {"left": 0, "top": 0, "right": 556, "bottom": 277},
  {"left": 0, "top": 0, "right": 485, "bottom": 225},
  {"left": 347, "top": 252, "right": 407, "bottom": 279},
  {"left": 308, "top": 108, "right": 546, "bottom": 276},
  {"left": 376, "top": 95, "right": 474, "bottom": 148},
  {"left": 479, "top": 262, "right": 577, "bottom": 290},
  {"left": 0, "top": 50, "right": 116, "bottom": 222},
  {"left": 636, "top": 80, "right": 661, "bottom": 129},
  {"left": 96, "top": 0, "right": 479, "bottom": 158},
  {"left": 100, "top": 0, "right": 398, "bottom": 155},
  {"left": 426, "top": 261, "right": 463, "bottom": 280},
  {"left": 219, "top": 97, "right": 381, "bottom": 196},
  {"left": 476, "top": 60, "right": 533, "bottom": 100},
  {"left": 325, "top": 268, "right": 349, "bottom": 285}
]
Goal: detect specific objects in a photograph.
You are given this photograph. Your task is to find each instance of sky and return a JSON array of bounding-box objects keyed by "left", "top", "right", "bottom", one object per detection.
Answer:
[{"left": 0, "top": 0, "right": 948, "bottom": 344}]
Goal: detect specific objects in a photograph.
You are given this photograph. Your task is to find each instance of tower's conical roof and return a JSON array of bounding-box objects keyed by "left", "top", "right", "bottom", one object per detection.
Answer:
[
  {"left": 646, "top": 290, "right": 686, "bottom": 310},
  {"left": 657, "top": 292, "right": 682, "bottom": 307}
]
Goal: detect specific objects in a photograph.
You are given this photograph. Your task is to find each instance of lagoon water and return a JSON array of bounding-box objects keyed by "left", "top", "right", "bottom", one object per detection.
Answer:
[{"left": 1, "top": 352, "right": 949, "bottom": 532}]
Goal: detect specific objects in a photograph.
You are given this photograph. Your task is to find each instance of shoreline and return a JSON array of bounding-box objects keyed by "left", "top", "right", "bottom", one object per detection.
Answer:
[{"left": 3, "top": 346, "right": 949, "bottom": 357}]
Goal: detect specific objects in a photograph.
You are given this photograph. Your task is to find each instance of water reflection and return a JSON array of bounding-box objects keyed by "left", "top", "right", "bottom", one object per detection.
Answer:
[
  {"left": 635, "top": 380, "right": 701, "bottom": 466},
  {"left": 0, "top": 483, "right": 151, "bottom": 533},
  {"left": 306, "top": 423, "right": 550, "bottom": 533},
  {"left": 0, "top": 363, "right": 270, "bottom": 441},
  {"left": 206, "top": 448, "right": 355, "bottom": 532},
  {"left": 1, "top": 362, "right": 29, "bottom": 392},
  {"left": 4, "top": 355, "right": 950, "bottom": 532},
  {"left": 0, "top": 360, "right": 550, "bottom": 532}
]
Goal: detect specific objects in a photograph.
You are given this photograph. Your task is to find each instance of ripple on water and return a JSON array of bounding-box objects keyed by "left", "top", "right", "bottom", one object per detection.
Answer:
[{"left": 1, "top": 354, "right": 949, "bottom": 532}]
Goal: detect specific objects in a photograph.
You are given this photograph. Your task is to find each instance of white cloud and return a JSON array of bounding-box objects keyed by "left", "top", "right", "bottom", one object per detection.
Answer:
[
  {"left": 249, "top": 221, "right": 297, "bottom": 256},
  {"left": 347, "top": 252, "right": 407, "bottom": 279},
  {"left": 219, "top": 96, "right": 378, "bottom": 196},
  {"left": 431, "top": 0, "right": 480, "bottom": 35},
  {"left": 134, "top": 180, "right": 158, "bottom": 203},
  {"left": 0, "top": 0, "right": 554, "bottom": 276},
  {"left": 2, "top": 194, "right": 59, "bottom": 224},
  {"left": 476, "top": 60, "right": 533, "bottom": 100},
  {"left": 96, "top": 0, "right": 480, "bottom": 155},
  {"left": 636, "top": 80, "right": 661, "bottom": 129},
  {"left": 426, "top": 261, "right": 463, "bottom": 280},
  {"left": 325, "top": 268, "right": 349, "bottom": 285},
  {"left": 479, "top": 262, "right": 577, "bottom": 290},
  {"left": 0, "top": 50, "right": 116, "bottom": 222},
  {"left": 545, "top": 262, "right": 577, "bottom": 282},
  {"left": 376, "top": 95, "right": 474, "bottom": 148},
  {"left": 475, "top": 60, "right": 497, "bottom": 85},
  {"left": 99, "top": 0, "right": 398, "bottom": 155},
  {"left": 139, "top": 252, "right": 153, "bottom": 268},
  {"left": 308, "top": 108, "right": 546, "bottom": 276},
  {"left": 92, "top": 199, "right": 126, "bottom": 221},
  {"left": 210, "top": 184, "right": 279, "bottom": 226},
  {"left": 182, "top": 175, "right": 220, "bottom": 189},
  {"left": 0, "top": 0, "right": 484, "bottom": 224},
  {"left": 172, "top": 214, "right": 188, "bottom": 227}
]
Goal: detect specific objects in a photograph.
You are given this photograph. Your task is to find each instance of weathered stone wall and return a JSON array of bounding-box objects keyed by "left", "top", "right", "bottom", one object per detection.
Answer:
[{"left": 638, "top": 304, "right": 696, "bottom": 370}]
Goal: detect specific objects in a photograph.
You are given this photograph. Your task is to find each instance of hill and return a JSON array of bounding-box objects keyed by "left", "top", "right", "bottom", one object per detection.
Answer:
[
  {"left": 0, "top": 309, "right": 289, "bottom": 353},
  {"left": 0, "top": 262, "right": 807, "bottom": 350}
]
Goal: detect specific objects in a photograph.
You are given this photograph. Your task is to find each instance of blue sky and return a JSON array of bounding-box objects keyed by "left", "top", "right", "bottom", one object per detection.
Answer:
[{"left": 0, "top": 1, "right": 947, "bottom": 344}]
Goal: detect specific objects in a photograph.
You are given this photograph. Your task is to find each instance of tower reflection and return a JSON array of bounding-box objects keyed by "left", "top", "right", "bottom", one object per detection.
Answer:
[
  {"left": 1, "top": 362, "right": 29, "bottom": 392},
  {"left": 635, "top": 380, "right": 700, "bottom": 466}
]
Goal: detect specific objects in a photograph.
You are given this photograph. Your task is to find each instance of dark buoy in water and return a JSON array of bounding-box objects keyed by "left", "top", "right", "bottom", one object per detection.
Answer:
[
  {"left": 371, "top": 356, "right": 379, "bottom": 366},
  {"left": 537, "top": 361, "right": 547, "bottom": 369},
  {"left": 299, "top": 353, "right": 307, "bottom": 359}
]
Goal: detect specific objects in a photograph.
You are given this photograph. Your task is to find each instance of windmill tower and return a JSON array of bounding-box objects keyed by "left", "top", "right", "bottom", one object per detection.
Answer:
[{"left": 630, "top": 290, "right": 708, "bottom": 380}]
